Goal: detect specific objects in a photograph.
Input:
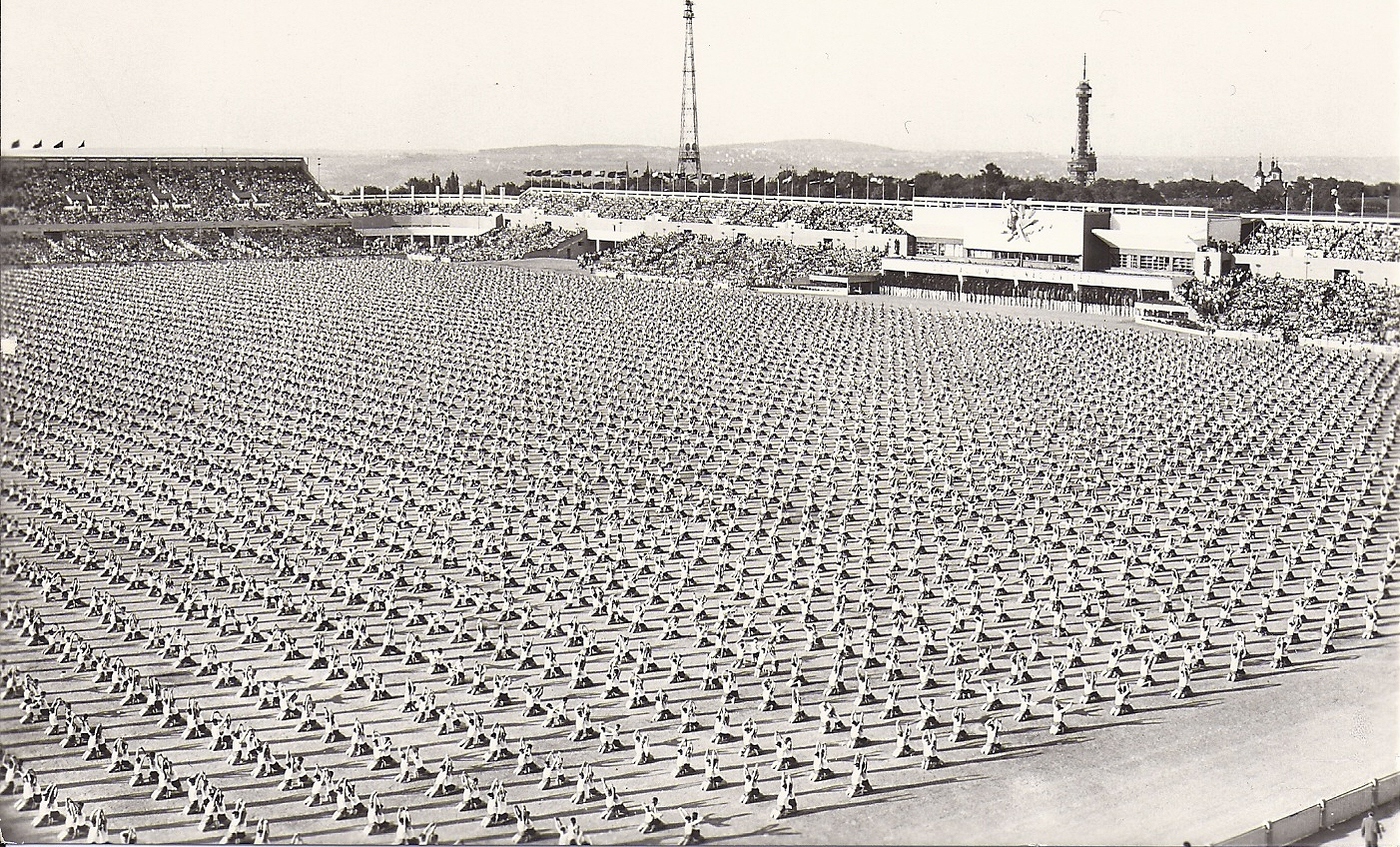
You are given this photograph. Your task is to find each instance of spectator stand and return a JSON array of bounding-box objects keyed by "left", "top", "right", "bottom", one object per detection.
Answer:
[
  {"left": 1234, "top": 217, "right": 1400, "bottom": 287},
  {"left": 0, "top": 156, "right": 337, "bottom": 227}
]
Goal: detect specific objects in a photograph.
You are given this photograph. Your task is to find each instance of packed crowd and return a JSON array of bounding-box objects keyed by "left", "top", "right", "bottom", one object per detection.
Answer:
[
  {"left": 443, "top": 225, "right": 583, "bottom": 262},
  {"left": 1238, "top": 220, "right": 1400, "bottom": 263},
  {"left": 519, "top": 190, "right": 910, "bottom": 234},
  {"left": 0, "top": 259, "right": 1395, "bottom": 844},
  {"left": 1179, "top": 270, "right": 1400, "bottom": 344},
  {"left": 0, "top": 227, "right": 381, "bottom": 267},
  {"left": 581, "top": 232, "right": 882, "bottom": 286},
  {"left": 0, "top": 162, "right": 340, "bottom": 226},
  {"left": 337, "top": 199, "right": 518, "bottom": 217}
]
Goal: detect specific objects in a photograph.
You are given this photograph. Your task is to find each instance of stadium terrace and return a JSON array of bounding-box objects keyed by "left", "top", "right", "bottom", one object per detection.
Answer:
[{"left": 3, "top": 155, "right": 1399, "bottom": 342}]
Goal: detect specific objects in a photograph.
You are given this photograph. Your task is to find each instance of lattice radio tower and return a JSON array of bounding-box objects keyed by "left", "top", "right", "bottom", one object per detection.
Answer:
[
  {"left": 677, "top": 0, "right": 702, "bottom": 178},
  {"left": 1066, "top": 54, "right": 1097, "bottom": 186}
]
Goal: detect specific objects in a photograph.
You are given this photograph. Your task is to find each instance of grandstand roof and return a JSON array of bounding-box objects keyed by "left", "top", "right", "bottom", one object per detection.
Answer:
[{"left": 1091, "top": 228, "right": 1199, "bottom": 254}]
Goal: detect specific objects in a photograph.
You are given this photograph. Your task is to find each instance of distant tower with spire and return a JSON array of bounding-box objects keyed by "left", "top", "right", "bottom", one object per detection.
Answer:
[
  {"left": 1066, "top": 55, "right": 1097, "bottom": 186},
  {"left": 1252, "top": 157, "right": 1285, "bottom": 190},
  {"left": 677, "top": 0, "right": 702, "bottom": 178}
]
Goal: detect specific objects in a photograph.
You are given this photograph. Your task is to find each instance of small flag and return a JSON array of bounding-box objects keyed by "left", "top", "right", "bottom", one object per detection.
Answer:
[
  {"left": 32, "top": 140, "right": 42, "bottom": 148},
  {"left": 8, "top": 140, "right": 18, "bottom": 149},
  {"left": 54, "top": 140, "right": 63, "bottom": 149},
  {"left": 78, "top": 141, "right": 85, "bottom": 148}
]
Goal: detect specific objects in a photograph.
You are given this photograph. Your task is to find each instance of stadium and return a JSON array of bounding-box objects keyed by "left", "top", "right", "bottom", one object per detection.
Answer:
[{"left": 2, "top": 3, "right": 1399, "bottom": 847}]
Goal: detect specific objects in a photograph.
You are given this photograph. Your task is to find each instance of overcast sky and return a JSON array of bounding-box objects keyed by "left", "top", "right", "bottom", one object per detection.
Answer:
[{"left": 2, "top": 0, "right": 1396, "bottom": 158}]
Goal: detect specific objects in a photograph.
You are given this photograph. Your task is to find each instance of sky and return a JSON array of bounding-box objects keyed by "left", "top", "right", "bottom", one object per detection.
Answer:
[{"left": 2, "top": 0, "right": 1397, "bottom": 159}]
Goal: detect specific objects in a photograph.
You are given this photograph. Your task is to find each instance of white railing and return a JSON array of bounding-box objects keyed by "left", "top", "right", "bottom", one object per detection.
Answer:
[
  {"left": 334, "top": 192, "right": 520, "bottom": 205},
  {"left": 512, "top": 187, "right": 1211, "bottom": 218},
  {"left": 1242, "top": 210, "right": 1400, "bottom": 226},
  {"left": 519, "top": 186, "right": 914, "bottom": 208},
  {"left": 1215, "top": 773, "right": 1400, "bottom": 847},
  {"left": 329, "top": 187, "right": 1218, "bottom": 221}
]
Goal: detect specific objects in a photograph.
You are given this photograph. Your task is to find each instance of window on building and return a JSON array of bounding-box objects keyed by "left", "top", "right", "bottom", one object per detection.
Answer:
[{"left": 1114, "top": 252, "right": 1190, "bottom": 273}]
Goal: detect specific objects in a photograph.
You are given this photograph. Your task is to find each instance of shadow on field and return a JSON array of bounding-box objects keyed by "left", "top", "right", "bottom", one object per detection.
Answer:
[
  {"left": 1225, "top": 680, "right": 1284, "bottom": 694},
  {"left": 895, "top": 772, "right": 989, "bottom": 792},
  {"left": 702, "top": 820, "right": 799, "bottom": 842},
  {"left": 796, "top": 787, "right": 918, "bottom": 817},
  {"left": 1141, "top": 696, "right": 1225, "bottom": 714},
  {"left": 1081, "top": 716, "right": 1165, "bottom": 732}
]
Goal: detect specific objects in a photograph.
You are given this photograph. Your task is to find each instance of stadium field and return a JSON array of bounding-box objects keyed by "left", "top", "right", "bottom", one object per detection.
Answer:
[{"left": 0, "top": 259, "right": 1395, "bottom": 845}]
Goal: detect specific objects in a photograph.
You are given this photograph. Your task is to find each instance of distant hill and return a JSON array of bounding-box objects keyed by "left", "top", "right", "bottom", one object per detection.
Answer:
[
  {"left": 313, "top": 141, "right": 1057, "bottom": 192},
  {"left": 84, "top": 141, "right": 1396, "bottom": 192}
]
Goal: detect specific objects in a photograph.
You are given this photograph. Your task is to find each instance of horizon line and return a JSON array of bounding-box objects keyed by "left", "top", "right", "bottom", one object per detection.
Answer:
[{"left": 1, "top": 142, "right": 1396, "bottom": 162}]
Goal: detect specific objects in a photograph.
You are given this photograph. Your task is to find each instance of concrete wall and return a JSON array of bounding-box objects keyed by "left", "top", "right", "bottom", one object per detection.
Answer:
[
  {"left": 1208, "top": 214, "right": 1242, "bottom": 244},
  {"left": 350, "top": 213, "right": 502, "bottom": 238},
  {"left": 881, "top": 256, "right": 1176, "bottom": 293},
  {"left": 1100, "top": 212, "right": 1208, "bottom": 252},
  {"left": 1233, "top": 253, "right": 1400, "bottom": 287},
  {"left": 902, "top": 206, "right": 1090, "bottom": 258},
  {"left": 1082, "top": 211, "right": 1113, "bottom": 271}
]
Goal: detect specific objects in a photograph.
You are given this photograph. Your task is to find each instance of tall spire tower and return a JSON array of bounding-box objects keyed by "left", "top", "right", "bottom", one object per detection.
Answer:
[
  {"left": 1066, "top": 55, "right": 1097, "bottom": 186},
  {"left": 677, "top": 0, "right": 701, "bottom": 178}
]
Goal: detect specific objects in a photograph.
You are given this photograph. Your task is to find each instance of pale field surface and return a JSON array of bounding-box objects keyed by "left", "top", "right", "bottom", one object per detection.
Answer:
[{"left": 0, "top": 260, "right": 1396, "bottom": 846}]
